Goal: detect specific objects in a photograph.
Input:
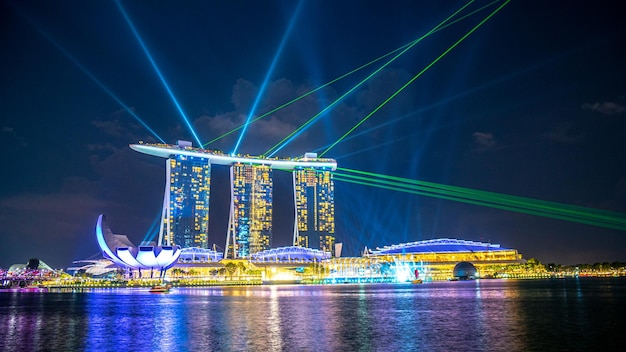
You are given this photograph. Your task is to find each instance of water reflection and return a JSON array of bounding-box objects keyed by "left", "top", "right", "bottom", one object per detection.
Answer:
[{"left": 1, "top": 278, "right": 624, "bottom": 351}]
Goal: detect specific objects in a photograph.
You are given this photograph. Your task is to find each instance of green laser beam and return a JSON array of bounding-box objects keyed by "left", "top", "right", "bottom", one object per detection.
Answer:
[
  {"left": 203, "top": 0, "right": 501, "bottom": 149},
  {"left": 320, "top": 0, "right": 511, "bottom": 157},
  {"left": 337, "top": 167, "right": 626, "bottom": 225},
  {"left": 263, "top": 0, "right": 477, "bottom": 157},
  {"left": 335, "top": 171, "right": 626, "bottom": 229},
  {"left": 334, "top": 175, "right": 626, "bottom": 231}
]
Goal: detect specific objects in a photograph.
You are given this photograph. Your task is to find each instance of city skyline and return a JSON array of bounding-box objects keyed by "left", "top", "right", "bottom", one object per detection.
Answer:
[{"left": 1, "top": 1, "right": 625, "bottom": 268}]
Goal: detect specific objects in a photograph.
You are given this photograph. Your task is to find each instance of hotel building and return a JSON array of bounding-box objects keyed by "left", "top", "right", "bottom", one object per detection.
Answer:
[
  {"left": 293, "top": 166, "right": 335, "bottom": 253},
  {"left": 226, "top": 163, "right": 273, "bottom": 258},
  {"left": 130, "top": 142, "right": 337, "bottom": 258},
  {"left": 160, "top": 150, "right": 210, "bottom": 248}
]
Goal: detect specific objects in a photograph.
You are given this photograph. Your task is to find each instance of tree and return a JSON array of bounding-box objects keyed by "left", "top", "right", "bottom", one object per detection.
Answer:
[
  {"left": 225, "top": 262, "right": 237, "bottom": 278},
  {"left": 236, "top": 261, "right": 247, "bottom": 275}
]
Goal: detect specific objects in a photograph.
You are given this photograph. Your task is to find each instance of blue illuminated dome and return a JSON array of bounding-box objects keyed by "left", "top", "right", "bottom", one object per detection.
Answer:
[
  {"left": 95, "top": 214, "right": 181, "bottom": 270},
  {"left": 371, "top": 238, "right": 509, "bottom": 254}
]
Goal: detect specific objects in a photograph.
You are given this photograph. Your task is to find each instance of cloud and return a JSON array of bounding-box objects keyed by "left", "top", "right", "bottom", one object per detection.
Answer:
[
  {"left": 616, "top": 177, "right": 626, "bottom": 198},
  {"left": 543, "top": 122, "right": 584, "bottom": 144},
  {"left": 91, "top": 114, "right": 141, "bottom": 141},
  {"left": 192, "top": 70, "right": 426, "bottom": 157},
  {"left": 87, "top": 143, "right": 120, "bottom": 153},
  {"left": 356, "top": 68, "right": 415, "bottom": 111},
  {"left": 472, "top": 132, "right": 496, "bottom": 151},
  {"left": 231, "top": 78, "right": 257, "bottom": 112},
  {"left": 1, "top": 126, "right": 28, "bottom": 147},
  {"left": 0, "top": 193, "right": 106, "bottom": 241},
  {"left": 0, "top": 192, "right": 107, "bottom": 267},
  {"left": 0, "top": 144, "right": 165, "bottom": 268},
  {"left": 582, "top": 101, "right": 626, "bottom": 115},
  {"left": 194, "top": 78, "right": 354, "bottom": 154}
]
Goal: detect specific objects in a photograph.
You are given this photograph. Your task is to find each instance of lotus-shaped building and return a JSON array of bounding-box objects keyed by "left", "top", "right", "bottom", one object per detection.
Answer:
[{"left": 96, "top": 214, "right": 181, "bottom": 270}]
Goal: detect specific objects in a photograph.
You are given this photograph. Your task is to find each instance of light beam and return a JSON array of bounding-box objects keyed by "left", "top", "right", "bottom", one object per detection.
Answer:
[
  {"left": 231, "top": 0, "right": 305, "bottom": 154},
  {"left": 334, "top": 168, "right": 626, "bottom": 231},
  {"left": 116, "top": 0, "right": 203, "bottom": 146},
  {"left": 14, "top": 5, "right": 165, "bottom": 143},
  {"left": 264, "top": 0, "right": 477, "bottom": 157},
  {"left": 320, "top": 0, "right": 511, "bottom": 157},
  {"left": 203, "top": 0, "right": 502, "bottom": 149}
]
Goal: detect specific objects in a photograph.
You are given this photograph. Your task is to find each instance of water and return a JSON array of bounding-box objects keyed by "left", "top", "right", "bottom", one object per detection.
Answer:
[{"left": 1, "top": 278, "right": 624, "bottom": 351}]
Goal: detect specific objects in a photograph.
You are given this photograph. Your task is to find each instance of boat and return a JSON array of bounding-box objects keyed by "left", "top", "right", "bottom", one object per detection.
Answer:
[
  {"left": 411, "top": 279, "right": 423, "bottom": 284},
  {"left": 149, "top": 283, "right": 172, "bottom": 293}
]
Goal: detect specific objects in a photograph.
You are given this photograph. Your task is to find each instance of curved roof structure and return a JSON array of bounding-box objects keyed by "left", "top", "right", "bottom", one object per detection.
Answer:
[
  {"left": 8, "top": 259, "right": 55, "bottom": 273},
  {"left": 372, "top": 238, "right": 510, "bottom": 255},
  {"left": 130, "top": 142, "right": 337, "bottom": 170},
  {"left": 250, "top": 246, "right": 331, "bottom": 262},
  {"left": 96, "top": 214, "right": 181, "bottom": 270},
  {"left": 67, "top": 259, "right": 117, "bottom": 277},
  {"left": 179, "top": 247, "right": 223, "bottom": 262}
]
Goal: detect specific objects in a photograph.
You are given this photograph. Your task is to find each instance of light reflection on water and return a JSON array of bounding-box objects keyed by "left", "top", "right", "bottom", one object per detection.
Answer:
[{"left": 1, "top": 278, "right": 624, "bottom": 351}]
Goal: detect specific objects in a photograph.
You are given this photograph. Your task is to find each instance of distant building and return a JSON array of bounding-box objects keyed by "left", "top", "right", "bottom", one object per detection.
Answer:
[
  {"left": 365, "top": 238, "right": 525, "bottom": 281},
  {"left": 293, "top": 166, "right": 335, "bottom": 253}
]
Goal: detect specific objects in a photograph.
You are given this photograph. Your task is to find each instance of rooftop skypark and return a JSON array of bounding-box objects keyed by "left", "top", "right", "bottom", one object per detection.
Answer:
[{"left": 131, "top": 141, "right": 337, "bottom": 170}]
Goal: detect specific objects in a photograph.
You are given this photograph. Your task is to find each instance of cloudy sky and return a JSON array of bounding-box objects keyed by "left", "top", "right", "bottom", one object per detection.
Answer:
[{"left": 1, "top": 0, "right": 625, "bottom": 268}]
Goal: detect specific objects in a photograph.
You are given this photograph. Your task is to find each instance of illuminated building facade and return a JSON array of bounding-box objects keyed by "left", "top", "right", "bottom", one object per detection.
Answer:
[
  {"left": 160, "top": 150, "right": 210, "bottom": 249},
  {"left": 226, "top": 163, "right": 273, "bottom": 258},
  {"left": 130, "top": 142, "right": 337, "bottom": 259},
  {"left": 293, "top": 165, "right": 335, "bottom": 253}
]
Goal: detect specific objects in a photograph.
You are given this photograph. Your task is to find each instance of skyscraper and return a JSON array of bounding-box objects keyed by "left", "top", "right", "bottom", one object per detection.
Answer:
[
  {"left": 131, "top": 142, "right": 337, "bottom": 257},
  {"left": 293, "top": 166, "right": 335, "bottom": 253},
  {"left": 160, "top": 153, "right": 210, "bottom": 248},
  {"left": 226, "top": 163, "right": 273, "bottom": 258}
]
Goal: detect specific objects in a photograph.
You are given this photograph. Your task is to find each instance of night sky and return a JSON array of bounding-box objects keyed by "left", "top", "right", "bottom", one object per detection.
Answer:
[{"left": 1, "top": 0, "right": 625, "bottom": 269}]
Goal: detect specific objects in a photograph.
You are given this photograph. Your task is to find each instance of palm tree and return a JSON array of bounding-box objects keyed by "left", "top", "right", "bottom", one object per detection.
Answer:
[{"left": 225, "top": 262, "right": 237, "bottom": 278}]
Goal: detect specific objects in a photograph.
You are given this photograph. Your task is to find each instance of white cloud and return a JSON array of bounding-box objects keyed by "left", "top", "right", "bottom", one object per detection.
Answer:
[
  {"left": 193, "top": 77, "right": 353, "bottom": 154},
  {"left": 616, "top": 177, "right": 626, "bottom": 198},
  {"left": 472, "top": 131, "right": 496, "bottom": 149},
  {"left": 0, "top": 145, "right": 166, "bottom": 267},
  {"left": 582, "top": 101, "right": 626, "bottom": 116},
  {"left": 543, "top": 122, "right": 584, "bottom": 144}
]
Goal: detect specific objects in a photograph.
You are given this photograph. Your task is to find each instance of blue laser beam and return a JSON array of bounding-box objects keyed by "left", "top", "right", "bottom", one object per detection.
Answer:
[
  {"left": 14, "top": 6, "right": 165, "bottom": 143},
  {"left": 116, "top": 0, "right": 203, "bottom": 146},
  {"left": 265, "top": 0, "right": 476, "bottom": 157},
  {"left": 140, "top": 210, "right": 163, "bottom": 244},
  {"left": 232, "top": 0, "right": 305, "bottom": 155}
]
